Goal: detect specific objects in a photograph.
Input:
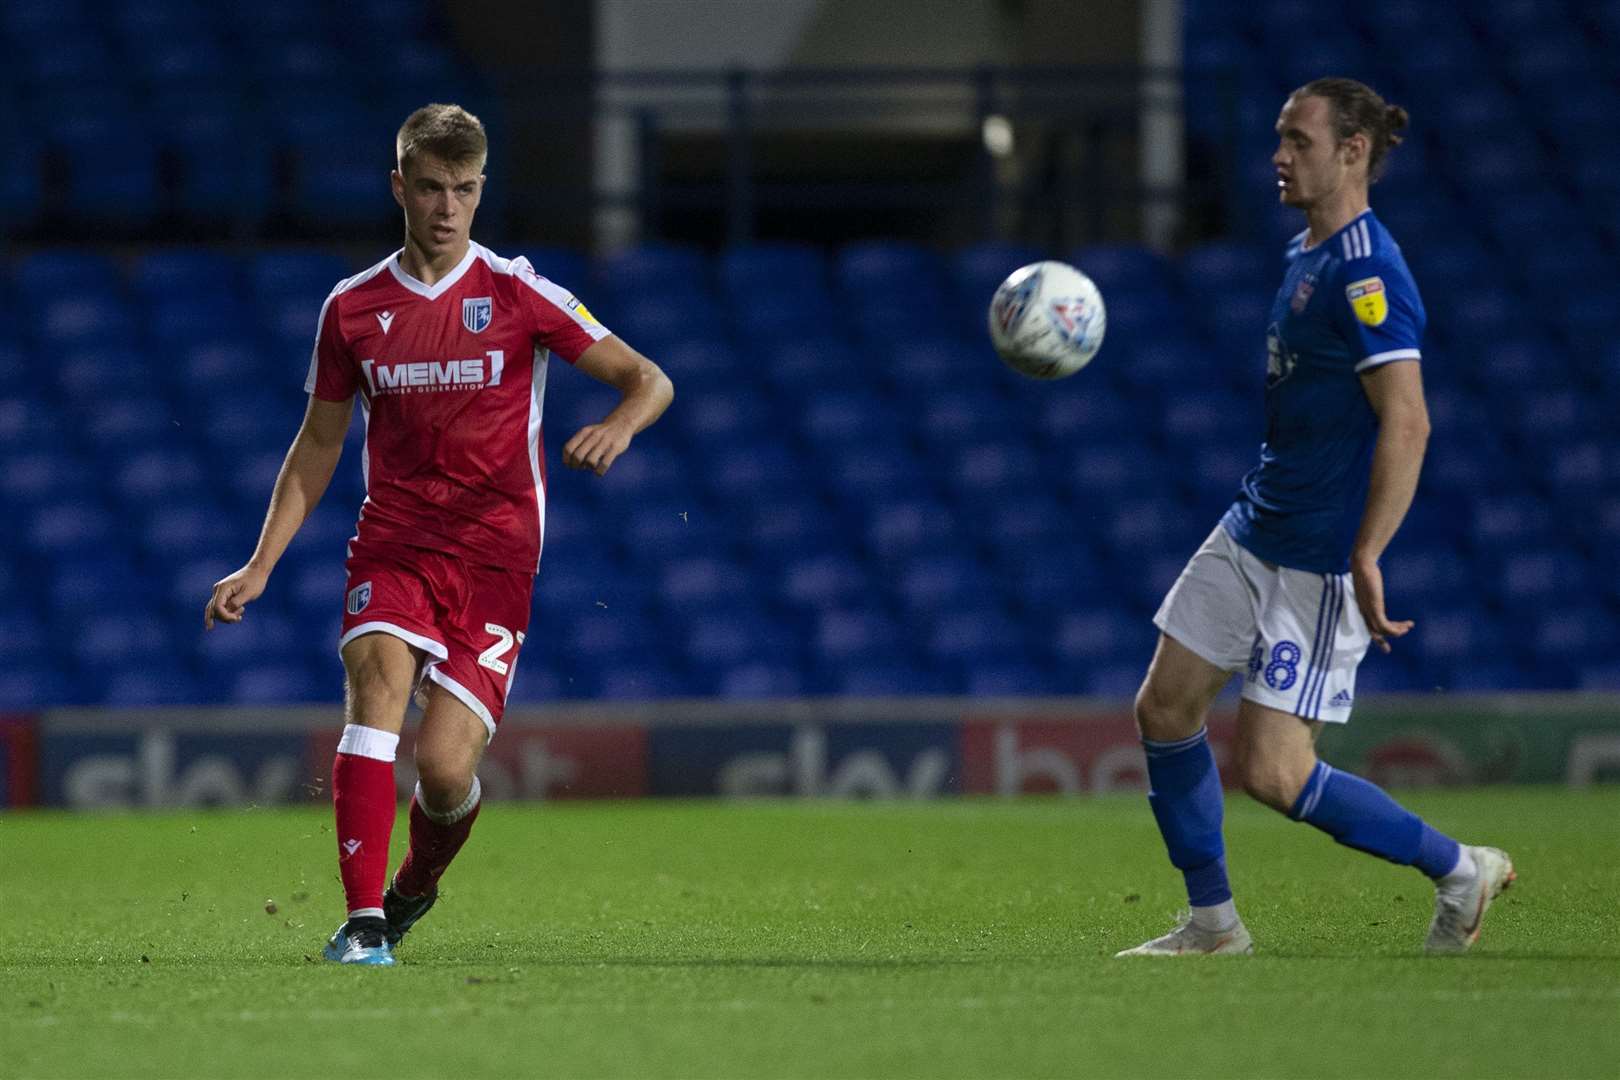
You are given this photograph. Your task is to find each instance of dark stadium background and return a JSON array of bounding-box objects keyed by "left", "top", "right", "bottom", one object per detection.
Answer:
[{"left": 3, "top": 0, "right": 1617, "bottom": 805}]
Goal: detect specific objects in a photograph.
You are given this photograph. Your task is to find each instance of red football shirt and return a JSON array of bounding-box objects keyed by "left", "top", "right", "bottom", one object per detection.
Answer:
[{"left": 304, "top": 242, "right": 611, "bottom": 573}]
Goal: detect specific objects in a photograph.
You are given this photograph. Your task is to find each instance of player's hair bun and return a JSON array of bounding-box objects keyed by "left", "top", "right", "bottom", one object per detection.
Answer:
[{"left": 1384, "top": 104, "right": 1409, "bottom": 146}]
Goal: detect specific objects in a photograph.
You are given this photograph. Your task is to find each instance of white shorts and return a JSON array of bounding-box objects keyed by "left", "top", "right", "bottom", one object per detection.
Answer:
[{"left": 1153, "top": 524, "right": 1371, "bottom": 724}]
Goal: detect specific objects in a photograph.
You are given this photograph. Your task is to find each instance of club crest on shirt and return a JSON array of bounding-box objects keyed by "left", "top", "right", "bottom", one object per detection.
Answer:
[
  {"left": 346, "top": 581, "right": 372, "bottom": 615},
  {"left": 1345, "top": 276, "right": 1388, "bottom": 326},
  {"left": 462, "top": 296, "right": 493, "bottom": 334},
  {"left": 1290, "top": 273, "right": 1316, "bottom": 314}
]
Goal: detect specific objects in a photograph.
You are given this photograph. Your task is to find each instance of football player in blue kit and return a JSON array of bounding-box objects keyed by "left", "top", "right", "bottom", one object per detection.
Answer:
[{"left": 1117, "top": 78, "right": 1514, "bottom": 956}]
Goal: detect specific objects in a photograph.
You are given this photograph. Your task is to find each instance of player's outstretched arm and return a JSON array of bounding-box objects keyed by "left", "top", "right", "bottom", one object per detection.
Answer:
[
  {"left": 1351, "top": 360, "right": 1431, "bottom": 652},
  {"left": 205, "top": 395, "right": 355, "bottom": 629},
  {"left": 564, "top": 336, "right": 674, "bottom": 476}
]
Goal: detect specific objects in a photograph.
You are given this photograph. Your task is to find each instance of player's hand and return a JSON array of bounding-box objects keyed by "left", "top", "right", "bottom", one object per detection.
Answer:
[
  {"left": 562, "top": 421, "right": 632, "bottom": 476},
  {"left": 205, "top": 565, "right": 269, "bottom": 630},
  {"left": 1350, "top": 556, "right": 1413, "bottom": 654}
]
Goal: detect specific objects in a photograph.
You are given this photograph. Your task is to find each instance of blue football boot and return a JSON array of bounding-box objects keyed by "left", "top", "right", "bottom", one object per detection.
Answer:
[{"left": 322, "top": 916, "right": 396, "bottom": 965}]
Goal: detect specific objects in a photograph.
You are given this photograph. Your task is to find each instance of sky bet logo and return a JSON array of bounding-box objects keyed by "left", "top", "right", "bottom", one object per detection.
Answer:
[{"left": 360, "top": 350, "right": 505, "bottom": 395}]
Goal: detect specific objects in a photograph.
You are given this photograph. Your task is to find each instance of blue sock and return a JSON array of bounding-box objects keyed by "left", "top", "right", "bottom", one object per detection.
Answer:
[
  {"left": 1289, "top": 762, "right": 1460, "bottom": 878},
  {"left": 1144, "top": 728, "right": 1231, "bottom": 906}
]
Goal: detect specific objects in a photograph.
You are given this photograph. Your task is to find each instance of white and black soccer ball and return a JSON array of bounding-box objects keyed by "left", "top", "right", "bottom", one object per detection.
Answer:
[{"left": 986, "top": 260, "right": 1107, "bottom": 380}]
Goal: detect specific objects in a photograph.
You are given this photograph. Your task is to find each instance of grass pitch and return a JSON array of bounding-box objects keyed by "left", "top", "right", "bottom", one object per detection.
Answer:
[{"left": 2, "top": 789, "right": 1616, "bottom": 1079}]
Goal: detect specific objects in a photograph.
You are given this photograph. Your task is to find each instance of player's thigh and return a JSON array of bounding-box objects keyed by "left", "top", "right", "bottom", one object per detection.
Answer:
[
  {"left": 340, "top": 631, "right": 424, "bottom": 732},
  {"left": 1136, "top": 632, "right": 1235, "bottom": 740},
  {"left": 1234, "top": 698, "right": 1322, "bottom": 809}
]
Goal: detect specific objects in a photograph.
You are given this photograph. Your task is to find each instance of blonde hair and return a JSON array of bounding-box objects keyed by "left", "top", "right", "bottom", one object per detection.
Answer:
[{"left": 396, "top": 103, "right": 487, "bottom": 175}]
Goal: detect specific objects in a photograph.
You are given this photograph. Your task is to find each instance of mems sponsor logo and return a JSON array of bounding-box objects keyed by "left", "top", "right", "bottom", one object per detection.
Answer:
[{"left": 360, "top": 350, "right": 505, "bottom": 395}]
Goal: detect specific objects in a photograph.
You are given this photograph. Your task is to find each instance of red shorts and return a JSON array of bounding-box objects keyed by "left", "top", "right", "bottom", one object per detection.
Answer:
[{"left": 338, "top": 537, "right": 534, "bottom": 739}]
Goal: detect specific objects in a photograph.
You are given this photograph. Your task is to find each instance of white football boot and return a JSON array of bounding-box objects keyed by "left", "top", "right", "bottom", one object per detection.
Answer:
[
  {"left": 1425, "top": 845, "right": 1515, "bottom": 954},
  {"left": 1115, "top": 912, "right": 1254, "bottom": 957}
]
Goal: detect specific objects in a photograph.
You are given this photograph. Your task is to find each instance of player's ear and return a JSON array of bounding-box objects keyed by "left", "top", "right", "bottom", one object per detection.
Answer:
[
  {"left": 1343, "top": 132, "right": 1369, "bottom": 170},
  {"left": 390, "top": 169, "right": 406, "bottom": 208}
]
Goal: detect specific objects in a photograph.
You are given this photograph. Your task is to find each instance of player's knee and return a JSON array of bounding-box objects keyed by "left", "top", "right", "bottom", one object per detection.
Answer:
[
  {"left": 416, "top": 750, "right": 477, "bottom": 813},
  {"left": 1238, "top": 754, "right": 1303, "bottom": 812},
  {"left": 1133, "top": 683, "right": 1201, "bottom": 743}
]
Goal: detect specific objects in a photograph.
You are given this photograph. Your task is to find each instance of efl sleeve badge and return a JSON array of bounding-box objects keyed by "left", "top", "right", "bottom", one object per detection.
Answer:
[{"left": 1344, "top": 276, "right": 1388, "bottom": 327}]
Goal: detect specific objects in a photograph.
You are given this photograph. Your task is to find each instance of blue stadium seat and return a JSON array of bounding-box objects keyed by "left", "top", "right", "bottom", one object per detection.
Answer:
[
  {"left": 101, "top": 664, "right": 208, "bottom": 707},
  {"left": 138, "top": 505, "right": 238, "bottom": 562},
  {"left": 596, "top": 663, "right": 691, "bottom": 701},
  {"left": 924, "top": 606, "right": 1025, "bottom": 664},
  {"left": 230, "top": 663, "right": 333, "bottom": 705},
  {"left": 798, "top": 388, "right": 893, "bottom": 447},
  {"left": 1070, "top": 244, "right": 1174, "bottom": 297},
  {"left": 671, "top": 385, "right": 775, "bottom": 444},
  {"left": 703, "top": 442, "right": 803, "bottom": 503},
  {"left": 834, "top": 662, "right": 956, "bottom": 697},
  {"left": 131, "top": 249, "right": 241, "bottom": 302},
  {"left": 1180, "top": 241, "right": 1273, "bottom": 289},
  {"left": 835, "top": 241, "right": 945, "bottom": 299},
  {"left": 946, "top": 440, "right": 1044, "bottom": 497},
  {"left": 720, "top": 242, "right": 828, "bottom": 296},
  {"left": 964, "top": 661, "right": 1058, "bottom": 697},
  {"left": 779, "top": 553, "right": 870, "bottom": 610},
  {"left": 71, "top": 614, "right": 173, "bottom": 674},
  {"left": 762, "top": 337, "right": 864, "bottom": 398},
  {"left": 971, "top": 493, "right": 1073, "bottom": 553},
  {"left": 533, "top": 552, "right": 633, "bottom": 614},
  {"left": 0, "top": 610, "right": 49, "bottom": 669},
  {"left": 658, "top": 556, "right": 753, "bottom": 609},
  {"left": 1489, "top": 547, "right": 1589, "bottom": 608},
  {"left": 1469, "top": 493, "right": 1555, "bottom": 551},
  {"left": 1066, "top": 444, "right": 1166, "bottom": 503},
  {"left": 715, "top": 661, "right": 807, "bottom": 698},
  {"left": 0, "top": 667, "right": 77, "bottom": 709},
  {"left": 824, "top": 445, "right": 930, "bottom": 507},
  {"left": 885, "top": 339, "right": 1003, "bottom": 396},
  {"left": 892, "top": 553, "right": 992, "bottom": 614},
  {"left": 110, "top": 449, "right": 207, "bottom": 508},
  {"left": 863, "top": 499, "right": 960, "bottom": 560},
  {"left": 653, "top": 339, "right": 744, "bottom": 391},
  {"left": 26, "top": 501, "right": 116, "bottom": 556},
  {"left": 735, "top": 494, "right": 847, "bottom": 563},
  {"left": 595, "top": 244, "right": 711, "bottom": 297},
  {"left": 912, "top": 387, "right": 1019, "bottom": 448},
  {"left": 81, "top": 396, "right": 183, "bottom": 456},
  {"left": 249, "top": 251, "right": 355, "bottom": 301},
  {"left": 35, "top": 295, "right": 139, "bottom": 348},
  {"left": 0, "top": 451, "right": 95, "bottom": 509},
  {"left": 678, "top": 610, "right": 799, "bottom": 669}
]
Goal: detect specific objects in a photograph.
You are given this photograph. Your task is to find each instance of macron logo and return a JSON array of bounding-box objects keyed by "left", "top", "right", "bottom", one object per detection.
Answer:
[
  {"left": 360, "top": 350, "right": 505, "bottom": 395},
  {"left": 377, "top": 311, "right": 395, "bottom": 334},
  {"left": 341, "top": 839, "right": 362, "bottom": 858}
]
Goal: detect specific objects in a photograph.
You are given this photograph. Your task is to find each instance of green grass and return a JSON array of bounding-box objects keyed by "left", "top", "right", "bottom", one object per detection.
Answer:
[{"left": 2, "top": 790, "right": 1616, "bottom": 1079}]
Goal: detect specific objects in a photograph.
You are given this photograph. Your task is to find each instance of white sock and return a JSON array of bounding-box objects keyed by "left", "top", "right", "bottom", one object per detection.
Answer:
[
  {"left": 1438, "top": 846, "right": 1477, "bottom": 889},
  {"left": 1190, "top": 899, "right": 1239, "bottom": 932}
]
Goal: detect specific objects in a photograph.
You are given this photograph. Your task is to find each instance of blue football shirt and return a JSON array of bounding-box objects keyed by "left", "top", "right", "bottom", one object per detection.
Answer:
[{"left": 1221, "top": 210, "right": 1427, "bottom": 574}]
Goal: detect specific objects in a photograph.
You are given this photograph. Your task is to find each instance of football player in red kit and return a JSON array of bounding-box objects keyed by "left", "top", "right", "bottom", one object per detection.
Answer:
[{"left": 205, "top": 104, "right": 674, "bottom": 965}]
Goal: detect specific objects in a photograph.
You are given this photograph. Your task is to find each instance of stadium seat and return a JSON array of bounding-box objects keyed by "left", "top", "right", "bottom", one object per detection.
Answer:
[
  {"left": 595, "top": 244, "right": 711, "bottom": 297},
  {"left": 715, "top": 661, "right": 808, "bottom": 699},
  {"left": 719, "top": 242, "right": 828, "bottom": 296}
]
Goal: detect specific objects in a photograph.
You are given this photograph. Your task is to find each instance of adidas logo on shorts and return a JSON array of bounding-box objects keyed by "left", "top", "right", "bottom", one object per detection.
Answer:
[{"left": 1330, "top": 689, "right": 1354, "bottom": 707}]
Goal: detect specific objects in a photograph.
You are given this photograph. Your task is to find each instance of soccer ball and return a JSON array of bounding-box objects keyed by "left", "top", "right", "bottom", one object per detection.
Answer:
[{"left": 987, "top": 261, "right": 1107, "bottom": 380}]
